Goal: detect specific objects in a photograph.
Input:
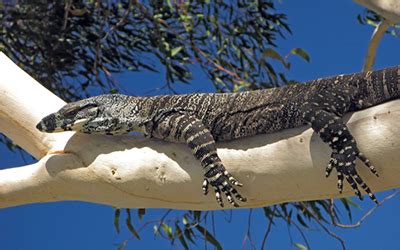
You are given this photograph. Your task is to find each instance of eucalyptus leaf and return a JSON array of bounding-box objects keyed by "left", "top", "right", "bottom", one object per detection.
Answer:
[{"left": 290, "top": 48, "right": 310, "bottom": 62}]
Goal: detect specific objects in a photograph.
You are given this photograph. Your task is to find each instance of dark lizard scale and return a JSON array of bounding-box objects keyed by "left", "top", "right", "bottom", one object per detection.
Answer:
[
  {"left": 37, "top": 66, "right": 400, "bottom": 207},
  {"left": 133, "top": 67, "right": 399, "bottom": 140}
]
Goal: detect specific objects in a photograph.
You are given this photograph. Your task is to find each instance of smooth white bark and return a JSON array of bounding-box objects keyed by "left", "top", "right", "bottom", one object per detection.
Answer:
[
  {"left": 0, "top": 52, "right": 399, "bottom": 210},
  {"left": 353, "top": 0, "right": 398, "bottom": 71},
  {"left": 354, "top": 0, "right": 400, "bottom": 23}
]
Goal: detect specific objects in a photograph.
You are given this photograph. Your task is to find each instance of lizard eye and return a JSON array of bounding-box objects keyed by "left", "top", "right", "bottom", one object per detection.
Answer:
[{"left": 79, "top": 102, "right": 98, "bottom": 111}]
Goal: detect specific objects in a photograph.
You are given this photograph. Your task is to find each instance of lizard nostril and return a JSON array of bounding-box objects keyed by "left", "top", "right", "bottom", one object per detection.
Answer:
[{"left": 36, "top": 113, "right": 57, "bottom": 132}]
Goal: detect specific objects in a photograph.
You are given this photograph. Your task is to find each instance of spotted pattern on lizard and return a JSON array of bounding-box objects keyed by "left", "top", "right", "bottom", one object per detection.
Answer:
[{"left": 36, "top": 66, "right": 400, "bottom": 207}]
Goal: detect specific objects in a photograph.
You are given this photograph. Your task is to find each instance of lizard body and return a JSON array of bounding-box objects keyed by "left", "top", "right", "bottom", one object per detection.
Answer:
[{"left": 37, "top": 66, "right": 400, "bottom": 207}]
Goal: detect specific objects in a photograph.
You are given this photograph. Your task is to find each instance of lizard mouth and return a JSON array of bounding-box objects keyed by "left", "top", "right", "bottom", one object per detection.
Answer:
[
  {"left": 36, "top": 113, "right": 81, "bottom": 133},
  {"left": 70, "top": 118, "right": 90, "bottom": 131}
]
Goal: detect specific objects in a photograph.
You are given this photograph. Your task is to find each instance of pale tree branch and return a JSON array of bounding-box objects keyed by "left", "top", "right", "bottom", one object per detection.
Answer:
[
  {"left": 354, "top": 0, "right": 400, "bottom": 23},
  {"left": 363, "top": 19, "right": 393, "bottom": 72},
  {"left": 0, "top": 52, "right": 399, "bottom": 210},
  {"left": 353, "top": 0, "right": 399, "bottom": 71}
]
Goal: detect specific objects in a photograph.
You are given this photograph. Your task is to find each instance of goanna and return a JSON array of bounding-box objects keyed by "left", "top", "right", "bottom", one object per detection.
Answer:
[{"left": 36, "top": 66, "right": 400, "bottom": 207}]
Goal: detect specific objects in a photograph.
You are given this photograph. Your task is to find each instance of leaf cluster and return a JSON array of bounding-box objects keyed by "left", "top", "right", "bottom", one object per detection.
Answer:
[
  {"left": 113, "top": 198, "right": 359, "bottom": 250},
  {"left": 1, "top": 0, "right": 296, "bottom": 99}
]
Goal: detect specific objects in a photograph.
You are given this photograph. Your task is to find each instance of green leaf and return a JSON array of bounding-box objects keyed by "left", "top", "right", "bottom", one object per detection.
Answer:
[
  {"left": 366, "top": 18, "right": 378, "bottom": 27},
  {"left": 263, "top": 48, "right": 284, "bottom": 62},
  {"left": 184, "top": 228, "right": 196, "bottom": 244},
  {"left": 175, "top": 223, "right": 189, "bottom": 250},
  {"left": 125, "top": 209, "right": 141, "bottom": 239},
  {"left": 195, "top": 225, "right": 222, "bottom": 250},
  {"left": 137, "top": 208, "right": 146, "bottom": 221},
  {"left": 171, "top": 46, "right": 183, "bottom": 57},
  {"left": 182, "top": 215, "right": 189, "bottom": 225},
  {"left": 116, "top": 240, "right": 127, "bottom": 250},
  {"left": 166, "top": 0, "right": 173, "bottom": 9},
  {"left": 296, "top": 214, "right": 309, "bottom": 228},
  {"left": 340, "top": 197, "right": 359, "bottom": 221},
  {"left": 193, "top": 211, "right": 202, "bottom": 222},
  {"left": 295, "top": 243, "right": 308, "bottom": 250},
  {"left": 153, "top": 225, "right": 159, "bottom": 236},
  {"left": 344, "top": 197, "right": 360, "bottom": 208},
  {"left": 163, "top": 42, "right": 171, "bottom": 51},
  {"left": 290, "top": 48, "right": 310, "bottom": 62},
  {"left": 114, "top": 209, "right": 121, "bottom": 234},
  {"left": 161, "top": 223, "right": 173, "bottom": 239}
]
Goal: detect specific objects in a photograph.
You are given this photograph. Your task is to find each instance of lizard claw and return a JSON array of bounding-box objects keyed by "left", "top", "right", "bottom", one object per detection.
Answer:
[
  {"left": 204, "top": 167, "right": 246, "bottom": 207},
  {"left": 213, "top": 187, "right": 224, "bottom": 207},
  {"left": 225, "top": 170, "right": 243, "bottom": 187},
  {"left": 358, "top": 152, "right": 379, "bottom": 177},
  {"left": 328, "top": 150, "right": 379, "bottom": 204},
  {"left": 202, "top": 179, "right": 209, "bottom": 195}
]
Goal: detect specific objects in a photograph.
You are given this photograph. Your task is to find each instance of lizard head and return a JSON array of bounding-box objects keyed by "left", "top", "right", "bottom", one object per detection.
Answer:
[
  {"left": 36, "top": 98, "right": 101, "bottom": 133},
  {"left": 36, "top": 94, "right": 137, "bottom": 134}
]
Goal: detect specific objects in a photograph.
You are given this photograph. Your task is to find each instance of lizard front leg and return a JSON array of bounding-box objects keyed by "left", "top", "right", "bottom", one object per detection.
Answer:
[
  {"left": 146, "top": 112, "right": 246, "bottom": 207},
  {"left": 302, "top": 86, "right": 379, "bottom": 203}
]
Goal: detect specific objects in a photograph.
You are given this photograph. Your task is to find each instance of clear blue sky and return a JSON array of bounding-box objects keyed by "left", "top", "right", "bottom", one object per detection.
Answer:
[{"left": 1, "top": 1, "right": 399, "bottom": 249}]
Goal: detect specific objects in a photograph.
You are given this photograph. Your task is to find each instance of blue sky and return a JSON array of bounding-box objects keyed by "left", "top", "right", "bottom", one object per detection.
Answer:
[{"left": 1, "top": 1, "right": 399, "bottom": 249}]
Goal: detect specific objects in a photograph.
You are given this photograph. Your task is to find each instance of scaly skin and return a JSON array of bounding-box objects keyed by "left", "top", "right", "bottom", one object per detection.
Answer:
[{"left": 36, "top": 66, "right": 400, "bottom": 207}]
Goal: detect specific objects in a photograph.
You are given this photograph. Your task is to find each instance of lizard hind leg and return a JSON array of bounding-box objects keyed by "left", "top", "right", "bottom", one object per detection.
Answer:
[{"left": 303, "top": 99, "right": 379, "bottom": 203}]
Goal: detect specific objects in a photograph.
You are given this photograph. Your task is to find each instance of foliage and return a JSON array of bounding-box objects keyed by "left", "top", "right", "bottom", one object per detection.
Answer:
[
  {"left": 113, "top": 198, "right": 364, "bottom": 249},
  {"left": 0, "top": 0, "right": 305, "bottom": 99},
  {"left": 357, "top": 9, "right": 400, "bottom": 37}
]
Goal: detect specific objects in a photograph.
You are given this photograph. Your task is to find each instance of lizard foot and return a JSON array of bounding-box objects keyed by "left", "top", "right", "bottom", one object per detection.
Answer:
[
  {"left": 203, "top": 168, "right": 246, "bottom": 207},
  {"left": 326, "top": 150, "right": 379, "bottom": 204}
]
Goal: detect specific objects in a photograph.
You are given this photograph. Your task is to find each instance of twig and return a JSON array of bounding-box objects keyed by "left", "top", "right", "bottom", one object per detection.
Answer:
[
  {"left": 300, "top": 203, "right": 346, "bottom": 250},
  {"left": 241, "top": 209, "right": 256, "bottom": 250},
  {"left": 193, "top": 46, "right": 242, "bottom": 80},
  {"left": 260, "top": 206, "right": 276, "bottom": 250},
  {"left": 211, "top": 211, "right": 216, "bottom": 243},
  {"left": 291, "top": 221, "right": 311, "bottom": 250},
  {"left": 154, "top": 209, "right": 173, "bottom": 237},
  {"left": 333, "top": 190, "right": 400, "bottom": 228},
  {"left": 101, "top": 0, "right": 134, "bottom": 41},
  {"left": 62, "top": 0, "right": 72, "bottom": 30},
  {"left": 204, "top": 212, "right": 208, "bottom": 250}
]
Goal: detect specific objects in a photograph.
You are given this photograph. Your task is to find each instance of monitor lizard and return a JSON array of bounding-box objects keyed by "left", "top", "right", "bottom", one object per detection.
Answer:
[{"left": 36, "top": 66, "right": 399, "bottom": 207}]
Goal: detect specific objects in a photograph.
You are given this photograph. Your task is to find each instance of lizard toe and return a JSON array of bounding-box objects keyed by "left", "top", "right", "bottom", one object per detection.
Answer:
[
  {"left": 329, "top": 151, "right": 378, "bottom": 203},
  {"left": 202, "top": 179, "right": 209, "bottom": 195},
  {"left": 213, "top": 186, "right": 224, "bottom": 207},
  {"left": 224, "top": 170, "right": 243, "bottom": 187},
  {"left": 357, "top": 152, "right": 379, "bottom": 177}
]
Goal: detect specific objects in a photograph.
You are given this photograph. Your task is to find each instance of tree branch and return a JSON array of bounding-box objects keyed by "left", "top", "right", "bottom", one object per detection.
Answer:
[
  {"left": 354, "top": 0, "right": 399, "bottom": 71},
  {"left": 363, "top": 19, "right": 393, "bottom": 72},
  {"left": 354, "top": 0, "right": 400, "bottom": 23},
  {"left": 0, "top": 52, "right": 399, "bottom": 210}
]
